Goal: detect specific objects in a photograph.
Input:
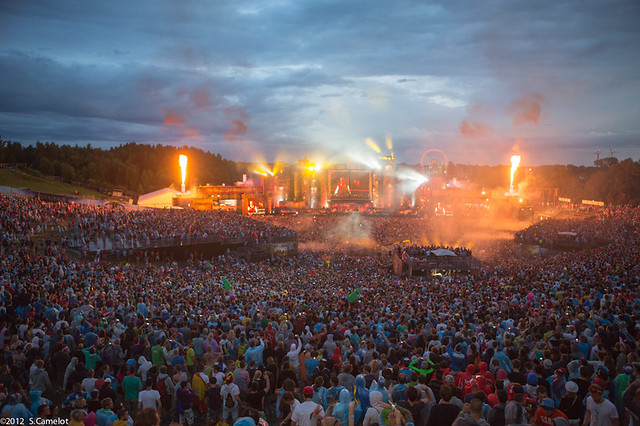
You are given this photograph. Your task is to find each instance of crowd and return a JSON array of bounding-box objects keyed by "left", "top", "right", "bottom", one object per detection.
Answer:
[
  {"left": 0, "top": 196, "right": 295, "bottom": 256},
  {"left": 515, "top": 206, "right": 639, "bottom": 248},
  {"left": 1, "top": 194, "right": 640, "bottom": 426},
  {"left": 254, "top": 213, "right": 433, "bottom": 248}
]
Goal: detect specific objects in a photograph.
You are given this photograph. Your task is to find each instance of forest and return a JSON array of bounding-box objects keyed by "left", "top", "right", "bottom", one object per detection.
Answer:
[
  {"left": 0, "top": 140, "right": 241, "bottom": 195},
  {"left": 1, "top": 139, "right": 639, "bottom": 205},
  {"left": 448, "top": 156, "right": 640, "bottom": 205}
]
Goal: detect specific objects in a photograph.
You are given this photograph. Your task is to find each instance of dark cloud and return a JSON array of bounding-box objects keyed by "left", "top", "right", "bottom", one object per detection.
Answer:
[{"left": 0, "top": 0, "right": 639, "bottom": 165}]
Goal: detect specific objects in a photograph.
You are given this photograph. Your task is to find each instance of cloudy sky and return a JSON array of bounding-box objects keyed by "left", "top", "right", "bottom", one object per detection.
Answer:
[{"left": 1, "top": 0, "right": 639, "bottom": 166}]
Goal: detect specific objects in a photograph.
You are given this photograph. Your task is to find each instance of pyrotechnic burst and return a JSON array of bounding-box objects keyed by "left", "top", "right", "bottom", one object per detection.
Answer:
[
  {"left": 179, "top": 155, "right": 188, "bottom": 193},
  {"left": 509, "top": 154, "right": 521, "bottom": 193}
]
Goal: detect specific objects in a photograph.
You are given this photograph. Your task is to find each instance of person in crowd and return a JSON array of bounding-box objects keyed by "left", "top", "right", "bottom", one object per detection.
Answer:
[
  {"left": 0, "top": 195, "right": 639, "bottom": 426},
  {"left": 584, "top": 384, "right": 619, "bottom": 426}
]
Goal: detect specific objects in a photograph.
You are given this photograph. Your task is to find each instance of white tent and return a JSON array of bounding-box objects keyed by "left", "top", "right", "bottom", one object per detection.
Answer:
[
  {"left": 137, "top": 187, "right": 179, "bottom": 208},
  {"left": 430, "top": 248, "right": 457, "bottom": 257}
]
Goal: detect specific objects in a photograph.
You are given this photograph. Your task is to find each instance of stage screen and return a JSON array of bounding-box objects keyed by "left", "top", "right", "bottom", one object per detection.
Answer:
[
  {"left": 329, "top": 170, "right": 371, "bottom": 201},
  {"left": 349, "top": 171, "right": 370, "bottom": 200},
  {"left": 329, "top": 170, "right": 351, "bottom": 199}
]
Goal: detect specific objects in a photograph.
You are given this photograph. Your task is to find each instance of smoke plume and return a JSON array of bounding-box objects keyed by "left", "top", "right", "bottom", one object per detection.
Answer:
[
  {"left": 224, "top": 107, "right": 249, "bottom": 143},
  {"left": 507, "top": 93, "right": 543, "bottom": 126},
  {"left": 164, "top": 111, "right": 184, "bottom": 126},
  {"left": 460, "top": 120, "right": 490, "bottom": 139}
]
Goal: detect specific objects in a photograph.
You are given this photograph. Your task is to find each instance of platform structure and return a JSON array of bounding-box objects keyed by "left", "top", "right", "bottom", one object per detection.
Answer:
[{"left": 392, "top": 247, "right": 481, "bottom": 277}]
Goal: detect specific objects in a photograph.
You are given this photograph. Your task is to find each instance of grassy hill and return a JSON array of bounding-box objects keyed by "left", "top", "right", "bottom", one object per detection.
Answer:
[{"left": 0, "top": 168, "right": 107, "bottom": 199}]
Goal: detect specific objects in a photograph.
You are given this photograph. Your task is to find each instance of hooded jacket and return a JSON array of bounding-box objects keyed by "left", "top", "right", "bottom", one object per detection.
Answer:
[
  {"left": 323, "top": 334, "right": 337, "bottom": 357},
  {"left": 355, "top": 375, "right": 370, "bottom": 413},
  {"left": 363, "top": 390, "right": 384, "bottom": 426},
  {"left": 30, "top": 367, "right": 52, "bottom": 393},
  {"left": 455, "top": 364, "right": 476, "bottom": 390},
  {"left": 63, "top": 356, "right": 78, "bottom": 391},
  {"left": 137, "top": 356, "right": 153, "bottom": 382},
  {"left": 333, "top": 388, "right": 362, "bottom": 426}
]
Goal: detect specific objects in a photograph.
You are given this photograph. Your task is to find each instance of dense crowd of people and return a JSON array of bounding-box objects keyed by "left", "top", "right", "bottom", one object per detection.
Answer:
[
  {"left": 1, "top": 194, "right": 640, "bottom": 426},
  {"left": 0, "top": 197, "right": 295, "bottom": 255},
  {"left": 254, "top": 213, "right": 434, "bottom": 248},
  {"left": 70, "top": 207, "right": 296, "bottom": 252},
  {"left": 515, "top": 207, "right": 639, "bottom": 248}
]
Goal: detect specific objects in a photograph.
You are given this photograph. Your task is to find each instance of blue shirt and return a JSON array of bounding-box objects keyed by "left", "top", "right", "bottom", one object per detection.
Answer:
[
  {"left": 2, "top": 403, "right": 33, "bottom": 423},
  {"left": 305, "top": 358, "right": 319, "bottom": 377},
  {"left": 244, "top": 340, "right": 265, "bottom": 367}
]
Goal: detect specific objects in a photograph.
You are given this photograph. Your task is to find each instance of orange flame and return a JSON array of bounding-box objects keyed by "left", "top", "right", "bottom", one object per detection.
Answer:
[
  {"left": 510, "top": 155, "right": 521, "bottom": 190},
  {"left": 179, "top": 155, "right": 187, "bottom": 190}
]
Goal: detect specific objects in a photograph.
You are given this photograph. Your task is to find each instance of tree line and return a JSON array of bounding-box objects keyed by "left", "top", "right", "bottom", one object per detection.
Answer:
[
  {"left": 1, "top": 139, "right": 639, "bottom": 205},
  {"left": 448, "top": 157, "right": 640, "bottom": 205},
  {"left": 0, "top": 140, "right": 242, "bottom": 195}
]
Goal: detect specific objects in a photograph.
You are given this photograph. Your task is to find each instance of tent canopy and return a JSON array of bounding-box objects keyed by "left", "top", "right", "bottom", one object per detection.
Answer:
[
  {"left": 557, "top": 231, "right": 577, "bottom": 237},
  {"left": 138, "top": 187, "right": 179, "bottom": 208},
  {"left": 430, "top": 248, "right": 457, "bottom": 257}
]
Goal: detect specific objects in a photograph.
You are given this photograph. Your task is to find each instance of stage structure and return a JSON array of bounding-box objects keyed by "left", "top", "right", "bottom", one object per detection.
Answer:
[
  {"left": 157, "top": 150, "right": 457, "bottom": 214},
  {"left": 393, "top": 246, "right": 482, "bottom": 277}
]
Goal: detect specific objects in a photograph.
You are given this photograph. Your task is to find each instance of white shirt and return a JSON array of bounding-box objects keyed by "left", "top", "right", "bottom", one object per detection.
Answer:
[
  {"left": 292, "top": 400, "right": 324, "bottom": 426},
  {"left": 81, "top": 377, "right": 98, "bottom": 394},
  {"left": 214, "top": 372, "right": 225, "bottom": 385},
  {"left": 586, "top": 396, "right": 618, "bottom": 426},
  {"left": 138, "top": 389, "right": 161, "bottom": 409},
  {"left": 221, "top": 383, "right": 240, "bottom": 408}
]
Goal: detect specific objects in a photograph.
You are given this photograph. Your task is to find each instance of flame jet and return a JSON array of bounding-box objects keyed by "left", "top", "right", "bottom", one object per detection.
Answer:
[
  {"left": 179, "top": 155, "right": 188, "bottom": 193},
  {"left": 510, "top": 155, "right": 521, "bottom": 193}
]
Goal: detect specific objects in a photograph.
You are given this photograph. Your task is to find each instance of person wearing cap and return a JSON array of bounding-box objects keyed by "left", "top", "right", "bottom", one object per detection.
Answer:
[
  {"left": 532, "top": 398, "right": 568, "bottom": 425},
  {"left": 99, "top": 377, "right": 117, "bottom": 403},
  {"left": 291, "top": 386, "right": 324, "bottom": 426},
  {"left": 559, "top": 381, "right": 584, "bottom": 426},
  {"left": 221, "top": 371, "right": 241, "bottom": 424},
  {"left": 399, "top": 357, "right": 413, "bottom": 377},
  {"left": 584, "top": 383, "right": 619, "bottom": 426},
  {"left": 550, "top": 368, "right": 567, "bottom": 407}
]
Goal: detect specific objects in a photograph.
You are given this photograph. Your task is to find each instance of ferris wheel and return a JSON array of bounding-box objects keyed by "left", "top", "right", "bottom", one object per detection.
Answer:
[{"left": 420, "top": 149, "right": 448, "bottom": 171}]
